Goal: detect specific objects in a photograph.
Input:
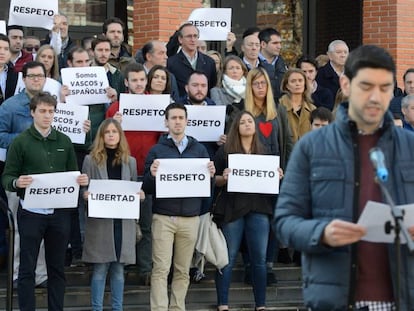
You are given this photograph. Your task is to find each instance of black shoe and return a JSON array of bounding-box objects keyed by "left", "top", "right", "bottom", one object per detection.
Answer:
[
  {"left": 138, "top": 272, "right": 151, "bottom": 286},
  {"left": 244, "top": 268, "right": 252, "bottom": 285},
  {"left": 36, "top": 280, "right": 48, "bottom": 288},
  {"left": 266, "top": 271, "right": 277, "bottom": 286},
  {"left": 70, "top": 256, "right": 85, "bottom": 267},
  {"left": 292, "top": 250, "right": 302, "bottom": 266},
  {"left": 277, "top": 248, "right": 292, "bottom": 264}
]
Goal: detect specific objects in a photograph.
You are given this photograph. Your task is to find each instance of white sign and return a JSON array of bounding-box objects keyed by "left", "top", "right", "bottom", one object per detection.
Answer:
[
  {"left": 52, "top": 103, "right": 88, "bottom": 144},
  {"left": 15, "top": 74, "right": 62, "bottom": 100},
  {"left": 358, "top": 201, "right": 414, "bottom": 244},
  {"left": 0, "top": 21, "right": 6, "bottom": 35},
  {"left": 156, "top": 158, "right": 211, "bottom": 198},
  {"left": 0, "top": 148, "right": 6, "bottom": 162},
  {"left": 8, "top": 0, "right": 58, "bottom": 30},
  {"left": 23, "top": 171, "right": 80, "bottom": 209},
  {"left": 227, "top": 154, "right": 280, "bottom": 194},
  {"left": 188, "top": 8, "right": 232, "bottom": 41},
  {"left": 119, "top": 93, "right": 170, "bottom": 131},
  {"left": 185, "top": 105, "right": 225, "bottom": 142},
  {"left": 87, "top": 179, "right": 142, "bottom": 219},
  {"left": 61, "top": 67, "right": 110, "bottom": 105}
]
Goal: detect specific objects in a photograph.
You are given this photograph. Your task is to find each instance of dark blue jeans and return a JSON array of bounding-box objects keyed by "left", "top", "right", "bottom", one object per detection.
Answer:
[
  {"left": 17, "top": 207, "right": 71, "bottom": 311},
  {"left": 215, "top": 212, "right": 270, "bottom": 307}
]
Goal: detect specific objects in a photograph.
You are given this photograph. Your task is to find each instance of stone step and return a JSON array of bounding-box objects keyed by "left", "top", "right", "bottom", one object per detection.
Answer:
[{"left": 0, "top": 264, "right": 304, "bottom": 310}]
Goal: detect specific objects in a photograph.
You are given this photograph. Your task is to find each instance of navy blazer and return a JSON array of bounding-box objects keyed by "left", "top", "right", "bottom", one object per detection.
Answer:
[
  {"left": 167, "top": 50, "right": 217, "bottom": 97},
  {"left": 316, "top": 62, "right": 340, "bottom": 99},
  {"left": 1, "top": 63, "right": 18, "bottom": 105}
]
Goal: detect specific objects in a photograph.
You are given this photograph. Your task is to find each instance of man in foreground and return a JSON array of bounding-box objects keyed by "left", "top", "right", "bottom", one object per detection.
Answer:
[
  {"left": 2, "top": 92, "right": 88, "bottom": 311},
  {"left": 275, "top": 45, "right": 414, "bottom": 310}
]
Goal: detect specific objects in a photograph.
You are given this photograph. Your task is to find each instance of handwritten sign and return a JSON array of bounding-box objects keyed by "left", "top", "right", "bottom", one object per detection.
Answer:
[{"left": 61, "top": 66, "right": 109, "bottom": 105}]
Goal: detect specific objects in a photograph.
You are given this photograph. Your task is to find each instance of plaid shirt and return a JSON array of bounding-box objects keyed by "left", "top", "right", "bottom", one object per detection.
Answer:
[{"left": 355, "top": 301, "right": 396, "bottom": 311}]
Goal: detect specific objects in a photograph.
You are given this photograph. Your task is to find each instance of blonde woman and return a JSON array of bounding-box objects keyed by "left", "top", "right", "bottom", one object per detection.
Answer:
[
  {"left": 82, "top": 119, "right": 144, "bottom": 311},
  {"left": 35, "top": 45, "right": 60, "bottom": 81}
]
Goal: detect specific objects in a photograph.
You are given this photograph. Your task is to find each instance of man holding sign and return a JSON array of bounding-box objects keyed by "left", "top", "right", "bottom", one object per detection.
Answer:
[
  {"left": 2, "top": 92, "right": 88, "bottom": 311},
  {"left": 143, "top": 103, "right": 215, "bottom": 311}
]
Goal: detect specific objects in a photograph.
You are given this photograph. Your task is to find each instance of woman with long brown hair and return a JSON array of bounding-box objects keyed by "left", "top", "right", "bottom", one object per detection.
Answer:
[
  {"left": 82, "top": 118, "right": 144, "bottom": 311},
  {"left": 214, "top": 111, "right": 278, "bottom": 311},
  {"left": 279, "top": 68, "right": 316, "bottom": 143}
]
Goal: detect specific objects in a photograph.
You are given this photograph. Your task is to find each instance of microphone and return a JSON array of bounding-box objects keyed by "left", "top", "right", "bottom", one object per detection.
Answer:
[{"left": 369, "top": 147, "right": 388, "bottom": 182}]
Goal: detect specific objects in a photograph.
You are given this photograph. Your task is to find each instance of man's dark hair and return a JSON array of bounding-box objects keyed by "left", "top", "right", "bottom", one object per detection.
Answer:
[
  {"left": 29, "top": 91, "right": 57, "bottom": 111},
  {"left": 102, "top": 17, "right": 125, "bottom": 34},
  {"left": 310, "top": 107, "right": 334, "bottom": 124},
  {"left": 6, "top": 25, "right": 24, "bottom": 35},
  {"left": 258, "top": 27, "right": 281, "bottom": 43},
  {"left": 403, "top": 68, "right": 414, "bottom": 82},
  {"left": 344, "top": 45, "right": 395, "bottom": 81},
  {"left": 0, "top": 34, "right": 10, "bottom": 45},
  {"left": 165, "top": 102, "right": 187, "bottom": 119},
  {"left": 22, "top": 61, "right": 46, "bottom": 78},
  {"left": 242, "top": 27, "right": 261, "bottom": 39},
  {"left": 186, "top": 70, "right": 208, "bottom": 85},
  {"left": 67, "top": 47, "right": 88, "bottom": 63},
  {"left": 142, "top": 41, "right": 154, "bottom": 62},
  {"left": 296, "top": 56, "right": 318, "bottom": 70},
  {"left": 123, "top": 62, "right": 146, "bottom": 79},
  {"left": 91, "top": 35, "right": 111, "bottom": 51}
]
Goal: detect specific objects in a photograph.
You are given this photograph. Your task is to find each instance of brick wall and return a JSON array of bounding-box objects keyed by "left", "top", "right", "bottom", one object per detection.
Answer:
[
  {"left": 363, "top": 0, "right": 414, "bottom": 88},
  {"left": 133, "top": 0, "right": 203, "bottom": 50}
]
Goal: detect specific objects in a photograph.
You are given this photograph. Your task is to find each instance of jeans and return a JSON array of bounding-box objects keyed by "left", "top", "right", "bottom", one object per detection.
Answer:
[
  {"left": 215, "top": 212, "right": 270, "bottom": 307},
  {"left": 91, "top": 262, "right": 125, "bottom": 311}
]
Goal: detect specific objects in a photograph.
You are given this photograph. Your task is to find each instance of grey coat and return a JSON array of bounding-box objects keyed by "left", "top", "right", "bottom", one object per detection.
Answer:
[{"left": 82, "top": 155, "right": 138, "bottom": 264}]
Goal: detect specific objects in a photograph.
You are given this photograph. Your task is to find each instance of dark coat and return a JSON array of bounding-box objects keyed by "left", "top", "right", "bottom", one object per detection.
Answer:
[
  {"left": 312, "top": 84, "right": 334, "bottom": 111},
  {"left": 1, "top": 63, "right": 18, "bottom": 104},
  {"left": 276, "top": 103, "right": 414, "bottom": 310},
  {"left": 167, "top": 50, "right": 217, "bottom": 97},
  {"left": 143, "top": 134, "right": 210, "bottom": 216},
  {"left": 316, "top": 62, "right": 340, "bottom": 99}
]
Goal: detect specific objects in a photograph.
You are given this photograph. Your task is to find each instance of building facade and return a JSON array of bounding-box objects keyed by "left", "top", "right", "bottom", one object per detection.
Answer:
[{"left": 0, "top": 0, "right": 412, "bottom": 86}]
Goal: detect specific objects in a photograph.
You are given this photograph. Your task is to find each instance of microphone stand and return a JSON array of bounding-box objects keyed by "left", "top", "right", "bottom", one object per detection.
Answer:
[{"left": 375, "top": 177, "right": 414, "bottom": 311}]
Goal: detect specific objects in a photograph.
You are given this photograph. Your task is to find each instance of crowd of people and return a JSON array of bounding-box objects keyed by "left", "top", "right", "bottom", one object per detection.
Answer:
[{"left": 0, "top": 11, "right": 412, "bottom": 311}]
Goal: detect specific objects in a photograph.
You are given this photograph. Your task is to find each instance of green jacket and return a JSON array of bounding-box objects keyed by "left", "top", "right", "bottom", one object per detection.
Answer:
[{"left": 2, "top": 124, "right": 78, "bottom": 199}]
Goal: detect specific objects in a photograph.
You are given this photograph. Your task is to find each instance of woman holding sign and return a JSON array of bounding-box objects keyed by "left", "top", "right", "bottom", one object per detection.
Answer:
[
  {"left": 82, "top": 119, "right": 144, "bottom": 311},
  {"left": 244, "top": 67, "right": 292, "bottom": 283},
  {"left": 214, "top": 111, "right": 278, "bottom": 311}
]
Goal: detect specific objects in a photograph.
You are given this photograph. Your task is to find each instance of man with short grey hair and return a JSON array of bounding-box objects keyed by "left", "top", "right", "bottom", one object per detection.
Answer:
[
  {"left": 316, "top": 39, "right": 349, "bottom": 98},
  {"left": 401, "top": 94, "right": 414, "bottom": 131}
]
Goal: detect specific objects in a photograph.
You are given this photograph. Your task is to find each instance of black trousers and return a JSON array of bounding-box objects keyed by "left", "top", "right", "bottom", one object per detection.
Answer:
[{"left": 17, "top": 206, "right": 71, "bottom": 311}]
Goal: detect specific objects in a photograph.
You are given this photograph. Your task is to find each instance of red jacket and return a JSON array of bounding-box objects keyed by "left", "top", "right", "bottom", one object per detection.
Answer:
[
  {"left": 13, "top": 51, "right": 33, "bottom": 73},
  {"left": 106, "top": 101, "right": 161, "bottom": 176}
]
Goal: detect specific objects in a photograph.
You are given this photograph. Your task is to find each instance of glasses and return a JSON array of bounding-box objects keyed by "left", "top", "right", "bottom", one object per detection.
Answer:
[
  {"left": 252, "top": 81, "right": 268, "bottom": 88},
  {"left": 25, "top": 74, "right": 45, "bottom": 80},
  {"left": 24, "top": 46, "right": 40, "bottom": 52},
  {"left": 183, "top": 34, "right": 199, "bottom": 39}
]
